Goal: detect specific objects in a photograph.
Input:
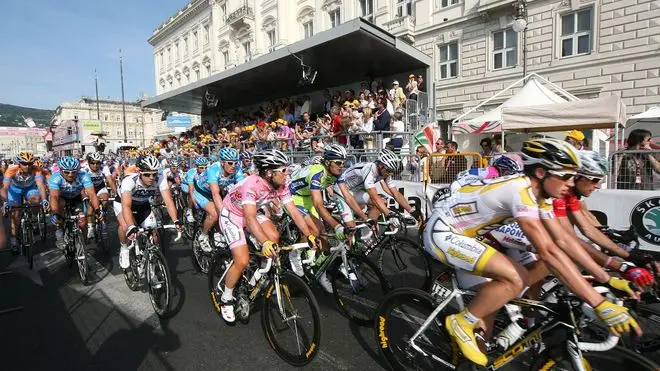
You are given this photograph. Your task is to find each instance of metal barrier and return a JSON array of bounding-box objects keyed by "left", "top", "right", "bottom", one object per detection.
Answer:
[
  {"left": 403, "top": 91, "right": 429, "bottom": 132},
  {"left": 427, "top": 152, "right": 483, "bottom": 184},
  {"left": 608, "top": 149, "right": 660, "bottom": 190}
]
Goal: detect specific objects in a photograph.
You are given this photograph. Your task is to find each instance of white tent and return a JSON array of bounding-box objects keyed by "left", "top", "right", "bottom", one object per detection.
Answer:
[
  {"left": 451, "top": 73, "right": 577, "bottom": 134},
  {"left": 626, "top": 106, "right": 660, "bottom": 133},
  {"left": 501, "top": 95, "right": 627, "bottom": 132}
]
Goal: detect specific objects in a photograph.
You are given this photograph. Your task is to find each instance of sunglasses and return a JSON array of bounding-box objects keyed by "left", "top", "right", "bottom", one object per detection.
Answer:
[
  {"left": 18, "top": 162, "right": 33, "bottom": 166},
  {"left": 141, "top": 172, "right": 159, "bottom": 178},
  {"left": 223, "top": 161, "right": 236, "bottom": 166},
  {"left": 330, "top": 160, "right": 345, "bottom": 166},
  {"left": 62, "top": 170, "right": 77, "bottom": 176},
  {"left": 548, "top": 170, "right": 576, "bottom": 181},
  {"left": 580, "top": 174, "right": 603, "bottom": 183},
  {"left": 272, "top": 167, "right": 288, "bottom": 174},
  {"left": 197, "top": 166, "right": 208, "bottom": 170},
  {"left": 89, "top": 161, "right": 101, "bottom": 165}
]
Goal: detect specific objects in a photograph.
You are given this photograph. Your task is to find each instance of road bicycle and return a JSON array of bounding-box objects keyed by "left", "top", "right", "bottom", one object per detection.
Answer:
[
  {"left": 208, "top": 242, "right": 321, "bottom": 366},
  {"left": 375, "top": 270, "right": 659, "bottom": 371},
  {"left": 60, "top": 202, "right": 91, "bottom": 285},
  {"left": 123, "top": 210, "right": 181, "bottom": 318},
  {"left": 190, "top": 209, "right": 227, "bottom": 274},
  {"left": 11, "top": 204, "right": 44, "bottom": 269}
]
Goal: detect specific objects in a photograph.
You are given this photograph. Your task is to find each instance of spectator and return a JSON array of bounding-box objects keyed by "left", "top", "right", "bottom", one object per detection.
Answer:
[
  {"left": 417, "top": 74, "right": 424, "bottom": 92},
  {"left": 480, "top": 137, "right": 494, "bottom": 165},
  {"left": 616, "top": 129, "right": 660, "bottom": 190},
  {"left": 301, "top": 95, "right": 311, "bottom": 117},
  {"left": 367, "top": 92, "right": 377, "bottom": 109},
  {"left": 565, "top": 130, "right": 585, "bottom": 150},
  {"left": 389, "top": 112, "right": 405, "bottom": 152},
  {"left": 335, "top": 116, "right": 350, "bottom": 145},
  {"left": 372, "top": 99, "right": 391, "bottom": 133},
  {"left": 406, "top": 74, "right": 419, "bottom": 101},
  {"left": 432, "top": 141, "right": 467, "bottom": 183},
  {"left": 358, "top": 91, "right": 369, "bottom": 109},
  {"left": 274, "top": 119, "right": 295, "bottom": 150},
  {"left": 389, "top": 80, "right": 407, "bottom": 111},
  {"left": 323, "top": 90, "right": 333, "bottom": 113},
  {"left": 493, "top": 135, "right": 513, "bottom": 153},
  {"left": 410, "top": 145, "right": 429, "bottom": 182}
]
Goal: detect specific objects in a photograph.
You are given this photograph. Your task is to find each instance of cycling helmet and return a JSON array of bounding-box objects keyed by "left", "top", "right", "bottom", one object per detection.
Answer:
[
  {"left": 219, "top": 147, "right": 240, "bottom": 161},
  {"left": 521, "top": 138, "right": 581, "bottom": 170},
  {"left": 87, "top": 152, "right": 104, "bottom": 163},
  {"left": 493, "top": 156, "right": 523, "bottom": 176},
  {"left": 310, "top": 155, "right": 324, "bottom": 165},
  {"left": 323, "top": 144, "right": 347, "bottom": 160},
  {"left": 577, "top": 150, "right": 608, "bottom": 177},
  {"left": 377, "top": 149, "right": 401, "bottom": 172},
  {"left": 253, "top": 149, "right": 289, "bottom": 171},
  {"left": 240, "top": 150, "right": 253, "bottom": 161},
  {"left": 16, "top": 151, "right": 34, "bottom": 164},
  {"left": 34, "top": 159, "right": 44, "bottom": 169},
  {"left": 137, "top": 155, "right": 160, "bottom": 171},
  {"left": 58, "top": 156, "right": 80, "bottom": 171},
  {"left": 194, "top": 157, "right": 209, "bottom": 167}
]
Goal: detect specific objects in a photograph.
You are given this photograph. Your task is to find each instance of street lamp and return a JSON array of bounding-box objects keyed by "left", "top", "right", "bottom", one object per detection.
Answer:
[{"left": 512, "top": 0, "right": 528, "bottom": 78}]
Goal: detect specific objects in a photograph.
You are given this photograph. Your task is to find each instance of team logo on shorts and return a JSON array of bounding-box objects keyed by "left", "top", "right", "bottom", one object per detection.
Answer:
[{"left": 630, "top": 197, "right": 660, "bottom": 245}]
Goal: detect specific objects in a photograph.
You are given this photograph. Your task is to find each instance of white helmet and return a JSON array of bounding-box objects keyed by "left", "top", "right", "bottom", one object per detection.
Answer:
[
  {"left": 137, "top": 155, "right": 160, "bottom": 171},
  {"left": 577, "top": 150, "right": 608, "bottom": 177},
  {"left": 87, "top": 152, "right": 104, "bottom": 163},
  {"left": 253, "top": 149, "right": 289, "bottom": 171},
  {"left": 323, "top": 144, "right": 347, "bottom": 160},
  {"left": 377, "top": 149, "right": 401, "bottom": 172}
]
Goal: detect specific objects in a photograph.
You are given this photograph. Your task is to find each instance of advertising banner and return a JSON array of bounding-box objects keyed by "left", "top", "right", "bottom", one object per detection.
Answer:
[{"left": 167, "top": 116, "right": 192, "bottom": 128}]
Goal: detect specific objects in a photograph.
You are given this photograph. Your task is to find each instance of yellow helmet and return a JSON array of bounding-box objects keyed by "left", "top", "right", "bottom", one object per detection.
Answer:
[
  {"left": 34, "top": 159, "right": 44, "bottom": 169},
  {"left": 16, "top": 151, "right": 35, "bottom": 164}
]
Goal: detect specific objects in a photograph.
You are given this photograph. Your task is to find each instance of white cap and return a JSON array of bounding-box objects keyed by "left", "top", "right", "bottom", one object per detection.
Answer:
[{"left": 392, "top": 80, "right": 399, "bottom": 85}]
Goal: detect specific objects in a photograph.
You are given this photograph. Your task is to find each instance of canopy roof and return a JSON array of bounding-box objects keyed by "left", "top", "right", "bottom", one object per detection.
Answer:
[
  {"left": 501, "top": 95, "right": 627, "bottom": 132},
  {"left": 451, "top": 76, "right": 571, "bottom": 134},
  {"left": 143, "top": 18, "right": 431, "bottom": 115},
  {"left": 626, "top": 106, "right": 660, "bottom": 133}
]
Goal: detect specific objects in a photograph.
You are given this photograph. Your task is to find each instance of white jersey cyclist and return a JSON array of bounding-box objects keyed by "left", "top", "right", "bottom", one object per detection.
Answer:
[
  {"left": 113, "top": 172, "right": 169, "bottom": 230},
  {"left": 332, "top": 162, "right": 395, "bottom": 204},
  {"left": 81, "top": 162, "right": 112, "bottom": 195}
]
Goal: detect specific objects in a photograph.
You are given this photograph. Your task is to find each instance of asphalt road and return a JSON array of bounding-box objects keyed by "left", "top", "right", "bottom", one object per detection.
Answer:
[{"left": 0, "top": 220, "right": 388, "bottom": 371}]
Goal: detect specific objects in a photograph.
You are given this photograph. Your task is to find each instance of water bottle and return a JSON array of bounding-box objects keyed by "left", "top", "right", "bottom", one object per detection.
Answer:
[
  {"left": 288, "top": 250, "right": 304, "bottom": 277},
  {"left": 495, "top": 304, "right": 526, "bottom": 350},
  {"left": 248, "top": 269, "right": 262, "bottom": 287}
]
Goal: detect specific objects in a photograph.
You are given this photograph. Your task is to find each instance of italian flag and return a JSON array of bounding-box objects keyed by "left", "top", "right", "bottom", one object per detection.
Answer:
[{"left": 414, "top": 123, "right": 439, "bottom": 153}]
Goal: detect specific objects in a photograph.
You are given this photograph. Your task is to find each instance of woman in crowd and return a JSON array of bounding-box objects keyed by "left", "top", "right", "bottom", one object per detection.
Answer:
[{"left": 616, "top": 128, "right": 660, "bottom": 190}]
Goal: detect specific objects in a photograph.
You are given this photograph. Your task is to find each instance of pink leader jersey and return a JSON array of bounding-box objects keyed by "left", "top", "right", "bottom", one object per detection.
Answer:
[{"left": 222, "top": 174, "right": 293, "bottom": 216}]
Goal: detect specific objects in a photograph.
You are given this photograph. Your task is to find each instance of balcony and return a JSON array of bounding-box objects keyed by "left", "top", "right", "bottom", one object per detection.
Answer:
[
  {"left": 226, "top": 5, "right": 254, "bottom": 30},
  {"left": 383, "top": 15, "right": 415, "bottom": 43}
]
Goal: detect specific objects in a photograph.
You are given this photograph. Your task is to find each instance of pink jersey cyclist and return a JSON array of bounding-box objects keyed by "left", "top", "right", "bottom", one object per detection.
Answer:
[{"left": 220, "top": 175, "right": 293, "bottom": 249}]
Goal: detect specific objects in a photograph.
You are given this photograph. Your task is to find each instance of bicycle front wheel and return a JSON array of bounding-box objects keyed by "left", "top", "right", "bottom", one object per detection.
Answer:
[
  {"left": 376, "top": 288, "right": 454, "bottom": 371},
  {"left": 21, "top": 223, "right": 34, "bottom": 270},
  {"left": 330, "top": 252, "right": 390, "bottom": 326},
  {"left": 147, "top": 249, "right": 173, "bottom": 318},
  {"left": 261, "top": 271, "right": 321, "bottom": 366},
  {"left": 75, "top": 231, "right": 89, "bottom": 285},
  {"left": 376, "top": 236, "right": 433, "bottom": 291},
  {"left": 532, "top": 345, "right": 659, "bottom": 371}
]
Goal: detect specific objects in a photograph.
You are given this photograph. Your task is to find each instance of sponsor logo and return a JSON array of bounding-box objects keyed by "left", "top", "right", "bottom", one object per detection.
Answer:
[
  {"left": 492, "top": 329, "right": 542, "bottom": 369},
  {"left": 447, "top": 247, "right": 476, "bottom": 264},
  {"left": 450, "top": 202, "right": 478, "bottom": 217},
  {"left": 378, "top": 316, "right": 389, "bottom": 349},
  {"left": 449, "top": 237, "right": 485, "bottom": 254},
  {"left": 630, "top": 197, "right": 660, "bottom": 245}
]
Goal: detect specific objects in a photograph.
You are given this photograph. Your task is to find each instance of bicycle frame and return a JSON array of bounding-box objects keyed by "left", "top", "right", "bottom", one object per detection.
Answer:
[{"left": 406, "top": 274, "right": 619, "bottom": 371}]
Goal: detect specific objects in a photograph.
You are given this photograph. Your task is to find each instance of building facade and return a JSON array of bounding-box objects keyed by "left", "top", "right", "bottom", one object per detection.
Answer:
[
  {"left": 150, "top": 0, "right": 658, "bottom": 125},
  {"left": 50, "top": 97, "right": 162, "bottom": 156},
  {"left": 0, "top": 127, "right": 47, "bottom": 159}
]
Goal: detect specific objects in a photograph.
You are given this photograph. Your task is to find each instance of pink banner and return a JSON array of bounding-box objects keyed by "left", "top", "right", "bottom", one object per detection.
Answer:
[{"left": 0, "top": 127, "right": 46, "bottom": 137}]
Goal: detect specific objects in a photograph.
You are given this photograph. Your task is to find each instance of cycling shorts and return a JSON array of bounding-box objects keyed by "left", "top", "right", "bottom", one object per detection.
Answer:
[
  {"left": 112, "top": 201, "right": 157, "bottom": 229},
  {"left": 181, "top": 183, "right": 189, "bottom": 194},
  {"left": 292, "top": 194, "right": 319, "bottom": 219},
  {"left": 193, "top": 189, "right": 212, "bottom": 209},
  {"left": 423, "top": 209, "right": 497, "bottom": 274},
  {"left": 7, "top": 184, "right": 40, "bottom": 206},
  {"left": 455, "top": 249, "right": 537, "bottom": 291},
  {"left": 219, "top": 207, "right": 269, "bottom": 249},
  {"left": 486, "top": 222, "right": 533, "bottom": 252},
  {"left": 96, "top": 187, "right": 109, "bottom": 197}
]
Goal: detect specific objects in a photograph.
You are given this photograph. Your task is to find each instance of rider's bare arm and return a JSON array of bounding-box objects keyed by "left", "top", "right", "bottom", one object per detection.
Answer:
[
  {"left": 283, "top": 200, "right": 314, "bottom": 238},
  {"left": 0, "top": 179, "right": 10, "bottom": 201},
  {"left": 311, "top": 188, "right": 340, "bottom": 229},
  {"left": 557, "top": 216, "right": 623, "bottom": 270},
  {"left": 568, "top": 207, "right": 630, "bottom": 258},
  {"left": 579, "top": 201, "right": 603, "bottom": 227},
  {"left": 160, "top": 188, "right": 179, "bottom": 222},
  {"left": 121, "top": 192, "right": 136, "bottom": 227},
  {"left": 518, "top": 217, "right": 604, "bottom": 308},
  {"left": 379, "top": 180, "right": 412, "bottom": 213},
  {"left": 49, "top": 189, "right": 61, "bottom": 215},
  {"left": 36, "top": 177, "right": 47, "bottom": 202},
  {"left": 84, "top": 186, "right": 101, "bottom": 211},
  {"left": 209, "top": 183, "right": 224, "bottom": 213},
  {"left": 541, "top": 216, "right": 610, "bottom": 283},
  {"left": 366, "top": 187, "right": 390, "bottom": 216},
  {"left": 244, "top": 204, "right": 271, "bottom": 244},
  {"left": 106, "top": 175, "right": 117, "bottom": 194}
]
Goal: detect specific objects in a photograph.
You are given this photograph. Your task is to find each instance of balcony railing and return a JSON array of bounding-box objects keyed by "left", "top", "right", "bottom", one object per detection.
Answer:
[
  {"left": 226, "top": 5, "right": 254, "bottom": 28},
  {"left": 383, "top": 15, "right": 416, "bottom": 42}
]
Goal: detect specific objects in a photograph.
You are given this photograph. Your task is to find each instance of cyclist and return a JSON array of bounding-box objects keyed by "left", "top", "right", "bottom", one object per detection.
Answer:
[
  {"left": 289, "top": 144, "right": 350, "bottom": 291},
  {"left": 34, "top": 159, "right": 51, "bottom": 181},
  {"left": 209, "top": 147, "right": 244, "bottom": 211},
  {"left": 189, "top": 155, "right": 218, "bottom": 252},
  {"left": 115, "top": 155, "right": 182, "bottom": 269},
  {"left": 450, "top": 155, "right": 523, "bottom": 192},
  {"left": 81, "top": 152, "right": 113, "bottom": 238},
  {"left": 1, "top": 152, "right": 49, "bottom": 253},
  {"left": 49, "top": 156, "right": 104, "bottom": 250},
  {"left": 239, "top": 150, "right": 255, "bottom": 176},
  {"left": 332, "top": 149, "right": 414, "bottom": 230},
  {"left": 424, "top": 138, "right": 640, "bottom": 366},
  {"left": 217, "top": 149, "right": 317, "bottom": 323},
  {"left": 552, "top": 150, "right": 654, "bottom": 287},
  {"left": 182, "top": 159, "right": 201, "bottom": 223}
]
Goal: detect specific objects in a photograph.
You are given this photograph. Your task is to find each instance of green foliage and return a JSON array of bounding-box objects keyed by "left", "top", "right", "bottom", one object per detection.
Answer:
[{"left": 0, "top": 103, "right": 53, "bottom": 128}]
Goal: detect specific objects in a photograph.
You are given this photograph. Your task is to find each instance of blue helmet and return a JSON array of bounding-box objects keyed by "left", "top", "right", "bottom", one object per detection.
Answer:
[
  {"left": 219, "top": 147, "right": 240, "bottom": 161},
  {"left": 323, "top": 144, "right": 347, "bottom": 161},
  {"left": 194, "top": 157, "right": 209, "bottom": 167},
  {"left": 493, "top": 156, "right": 522, "bottom": 176},
  {"left": 58, "top": 156, "right": 80, "bottom": 171},
  {"left": 240, "top": 150, "right": 253, "bottom": 161}
]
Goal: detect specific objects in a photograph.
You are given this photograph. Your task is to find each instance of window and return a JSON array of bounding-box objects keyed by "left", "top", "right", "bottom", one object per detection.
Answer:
[
  {"left": 174, "top": 42, "right": 180, "bottom": 61},
  {"left": 303, "top": 21, "right": 314, "bottom": 39},
  {"left": 243, "top": 41, "right": 252, "bottom": 62},
  {"left": 441, "top": 0, "right": 459, "bottom": 7},
  {"left": 221, "top": 4, "right": 227, "bottom": 21},
  {"left": 203, "top": 24, "right": 210, "bottom": 45},
  {"left": 104, "top": 114, "right": 109, "bottom": 121},
  {"left": 560, "top": 8, "right": 592, "bottom": 57},
  {"left": 359, "top": 0, "right": 374, "bottom": 22},
  {"left": 193, "top": 30, "right": 199, "bottom": 51},
  {"left": 438, "top": 42, "right": 458, "bottom": 79},
  {"left": 205, "top": 64, "right": 211, "bottom": 77},
  {"left": 492, "top": 28, "right": 517, "bottom": 69},
  {"left": 396, "top": 0, "right": 413, "bottom": 17},
  {"left": 183, "top": 37, "right": 189, "bottom": 57},
  {"left": 267, "top": 30, "right": 277, "bottom": 51},
  {"left": 223, "top": 50, "right": 229, "bottom": 67},
  {"left": 159, "top": 52, "right": 164, "bottom": 71},
  {"left": 116, "top": 114, "right": 121, "bottom": 121},
  {"left": 329, "top": 9, "right": 341, "bottom": 28},
  {"left": 195, "top": 69, "right": 200, "bottom": 81},
  {"left": 167, "top": 47, "right": 171, "bottom": 66}
]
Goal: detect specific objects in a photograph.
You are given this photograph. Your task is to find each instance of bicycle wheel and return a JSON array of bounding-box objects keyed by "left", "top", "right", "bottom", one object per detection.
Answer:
[
  {"left": 123, "top": 246, "right": 141, "bottom": 291},
  {"left": 261, "top": 271, "right": 321, "bottom": 366},
  {"left": 37, "top": 209, "right": 47, "bottom": 242},
  {"left": 376, "top": 288, "right": 454, "bottom": 371},
  {"left": 208, "top": 251, "right": 252, "bottom": 322},
  {"left": 330, "top": 252, "right": 390, "bottom": 326},
  {"left": 376, "top": 236, "right": 433, "bottom": 291},
  {"left": 95, "top": 222, "right": 108, "bottom": 254},
  {"left": 532, "top": 345, "right": 659, "bottom": 371},
  {"left": 191, "top": 227, "right": 211, "bottom": 274},
  {"left": 21, "top": 222, "right": 34, "bottom": 269},
  {"left": 622, "top": 303, "right": 660, "bottom": 361},
  {"left": 147, "top": 248, "right": 173, "bottom": 318},
  {"left": 75, "top": 231, "right": 89, "bottom": 285}
]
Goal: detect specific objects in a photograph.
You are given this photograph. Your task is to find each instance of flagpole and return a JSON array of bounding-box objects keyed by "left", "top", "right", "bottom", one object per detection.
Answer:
[
  {"left": 94, "top": 69, "right": 102, "bottom": 131},
  {"left": 119, "top": 49, "right": 127, "bottom": 143}
]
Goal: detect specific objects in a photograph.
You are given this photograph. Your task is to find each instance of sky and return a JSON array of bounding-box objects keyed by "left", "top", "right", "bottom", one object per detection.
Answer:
[{"left": 0, "top": 0, "right": 186, "bottom": 109}]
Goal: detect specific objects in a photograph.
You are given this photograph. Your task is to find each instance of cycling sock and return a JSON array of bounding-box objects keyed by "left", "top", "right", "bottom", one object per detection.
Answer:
[
  {"left": 222, "top": 286, "right": 234, "bottom": 302},
  {"left": 462, "top": 310, "right": 479, "bottom": 327},
  {"left": 120, "top": 242, "right": 128, "bottom": 250}
]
